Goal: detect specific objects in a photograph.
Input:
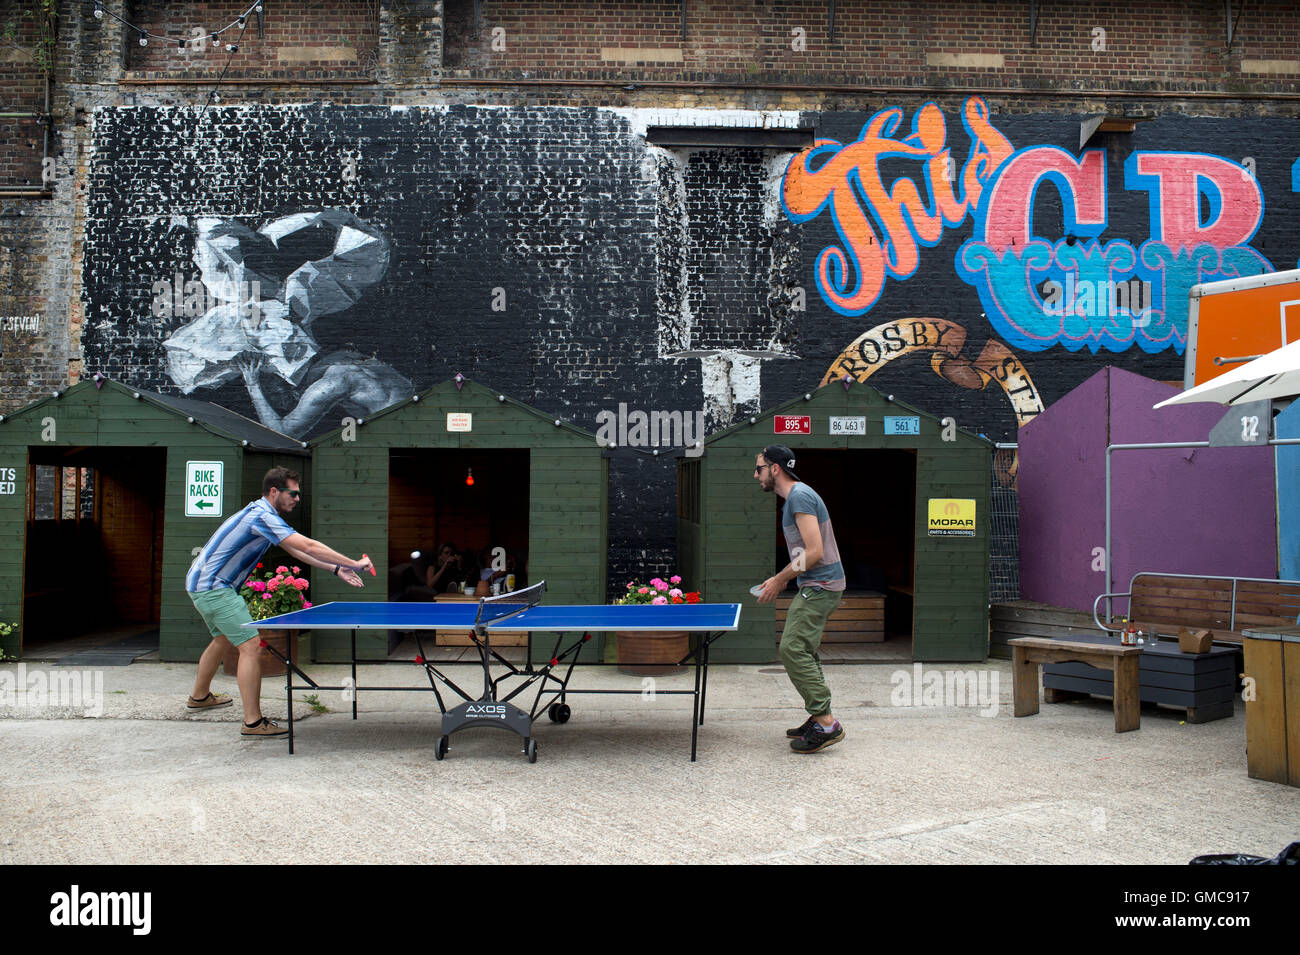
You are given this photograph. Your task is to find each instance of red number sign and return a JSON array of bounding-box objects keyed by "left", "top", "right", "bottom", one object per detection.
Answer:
[{"left": 774, "top": 415, "right": 811, "bottom": 435}]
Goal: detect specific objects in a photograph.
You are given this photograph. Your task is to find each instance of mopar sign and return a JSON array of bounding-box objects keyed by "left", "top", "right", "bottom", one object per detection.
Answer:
[{"left": 927, "top": 499, "right": 976, "bottom": 537}]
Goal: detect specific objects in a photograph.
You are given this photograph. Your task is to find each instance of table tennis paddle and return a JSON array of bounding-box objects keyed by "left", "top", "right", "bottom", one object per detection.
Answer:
[{"left": 361, "top": 554, "right": 376, "bottom": 576}]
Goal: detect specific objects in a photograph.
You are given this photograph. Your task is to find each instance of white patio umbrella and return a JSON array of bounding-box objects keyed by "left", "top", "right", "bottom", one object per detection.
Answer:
[{"left": 1154, "top": 338, "right": 1300, "bottom": 408}]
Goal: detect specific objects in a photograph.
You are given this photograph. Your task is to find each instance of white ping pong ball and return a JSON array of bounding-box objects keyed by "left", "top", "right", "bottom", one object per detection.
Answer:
[{"left": 411, "top": 551, "right": 421, "bottom": 560}]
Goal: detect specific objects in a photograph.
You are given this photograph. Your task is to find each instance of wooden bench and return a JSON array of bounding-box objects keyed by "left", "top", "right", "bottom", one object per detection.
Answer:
[
  {"left": 774, "top": 590, "right": 884, "bottom": 643},
  {"left": 1093, "top": 573, "right": 1300, "bottom": 646},
  {"left": 1008, "top": 635, "right": 1144, "bottom": 732}
]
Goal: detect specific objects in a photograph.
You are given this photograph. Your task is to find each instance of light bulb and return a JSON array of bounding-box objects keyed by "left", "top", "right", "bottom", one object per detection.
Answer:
[
  {"left": 139, "top": 34, "right": 148, "bottom": 46},
  {"left": 93, "top": 5, "right": 103, "bottom": 19},
  {"left": 466, "top": 468, "right": 475, "bottom": 487}
]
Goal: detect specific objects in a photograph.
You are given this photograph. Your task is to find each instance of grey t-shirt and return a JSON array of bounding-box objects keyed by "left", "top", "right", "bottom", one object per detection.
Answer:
[{"left": 781, "top": 483, "right": 846, "bottom": 592}]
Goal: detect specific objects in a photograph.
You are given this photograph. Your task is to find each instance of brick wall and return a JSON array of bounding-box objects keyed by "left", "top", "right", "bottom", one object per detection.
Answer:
[
  {"left": 442, "top": 0, "right": 1300, "bottom": 95},
  {"left": 123, "top": 0, "right": 381, "bottom": 80},
  {"left": 8, "top": 0, "right": 1300, "bottom": 591},
  {"left": 0, "top": 2, "right": 49, "bottom": 188}
]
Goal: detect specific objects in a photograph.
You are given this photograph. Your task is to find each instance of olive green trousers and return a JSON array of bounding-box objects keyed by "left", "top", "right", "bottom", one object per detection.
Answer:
[{"left": 778, "top": 586, "right": 843, "bottom": 717}]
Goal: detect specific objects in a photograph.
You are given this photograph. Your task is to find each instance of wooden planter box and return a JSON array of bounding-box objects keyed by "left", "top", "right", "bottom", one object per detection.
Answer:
[{"left": 616, "top": 631, "right": 688, "bottom": 675}]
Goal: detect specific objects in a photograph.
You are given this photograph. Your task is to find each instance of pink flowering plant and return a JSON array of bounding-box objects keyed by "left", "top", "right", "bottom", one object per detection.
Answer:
[
  {"left": 239, "top": 563, "right": 313, "bottom": 620},
  {"left": 612, "top": 573, "right": 700, "bottom": 606}
]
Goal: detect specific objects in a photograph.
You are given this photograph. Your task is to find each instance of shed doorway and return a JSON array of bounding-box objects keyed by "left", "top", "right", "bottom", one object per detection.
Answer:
[
  {"left": 22, "top": 446, "right": 165, "bottom": 660},
  {"left": 773, "top": 449, "right": 915, "bottom": 661},
  {"left": 387, "top": 448, "right": 530, "bottom": 649}
]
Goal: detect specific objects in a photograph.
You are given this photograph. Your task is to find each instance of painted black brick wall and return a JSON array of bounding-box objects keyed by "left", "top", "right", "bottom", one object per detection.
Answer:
[{"left": 78, "top": 102, "right": 1300, "bottom": 592}]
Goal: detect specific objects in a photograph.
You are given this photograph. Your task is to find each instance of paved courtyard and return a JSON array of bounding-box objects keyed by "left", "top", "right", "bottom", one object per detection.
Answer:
[{"left": 1, "top": 658, "right": 1295, "bottom": 864}]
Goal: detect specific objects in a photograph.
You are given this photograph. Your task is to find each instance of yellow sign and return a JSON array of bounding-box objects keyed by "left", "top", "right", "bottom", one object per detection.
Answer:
[{"left": 928, "top": 498, "right": 976, "bottom": 537}]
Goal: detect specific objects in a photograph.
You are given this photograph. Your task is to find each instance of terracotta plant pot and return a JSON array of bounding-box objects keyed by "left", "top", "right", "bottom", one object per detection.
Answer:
[
  {"left": 221, "top": 629, "right": 298, "bottom": 678},
  {"left": 616, "top": 631, "right": 689, "bottom": 676}
]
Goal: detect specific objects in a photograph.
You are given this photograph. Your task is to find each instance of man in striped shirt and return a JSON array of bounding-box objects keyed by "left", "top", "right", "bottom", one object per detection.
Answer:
[{"left": 186, "top": 466, "right": 373, "bottom": 737}]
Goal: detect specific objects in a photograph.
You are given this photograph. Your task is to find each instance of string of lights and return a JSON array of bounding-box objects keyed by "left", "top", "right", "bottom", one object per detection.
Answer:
[
  {"left": 196, "top": 13, "right": 252, "bottom": 120},
  {"left": 91, "top": 1, "right": 264, "bottom": 52}
]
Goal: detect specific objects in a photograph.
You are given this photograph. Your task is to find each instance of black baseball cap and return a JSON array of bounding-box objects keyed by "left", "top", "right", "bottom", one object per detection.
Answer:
[{"left": 761, "top": 444, "right": 800, "bottom": 481}]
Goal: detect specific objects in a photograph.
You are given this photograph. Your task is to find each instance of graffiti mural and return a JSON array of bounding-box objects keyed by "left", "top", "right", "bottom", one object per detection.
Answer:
[
  {"left": 957, "top": 147, "right": 1271, "bottom": 354},
  {"left": 782, "top": 98, "right": 1013, "bottom": 318},
  {"left": 821, "top": 317, "right": 1043, "bottom": 483},
  {"left": 160, "top": 210, "right": 411, "bottom": 437},
  {"left": 777, "top": 96, "right": 1300, "bottom": 469},
  {"left": 782, "top": 97, "right": 1278, "bottom": 359}
]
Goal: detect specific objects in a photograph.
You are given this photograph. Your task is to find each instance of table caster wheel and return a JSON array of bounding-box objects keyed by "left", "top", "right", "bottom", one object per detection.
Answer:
[
  {"left": 525, "top": 738, "right": 538, "bottom": 763},
  {"left": 434, "top": 735, "right": 448, "bottom": 760},
  {"left": 547, "top": 703, "right": 559, "bottom": 722},
  {"left": 554, "top": 703, "right": 571, "bottom": 723}
]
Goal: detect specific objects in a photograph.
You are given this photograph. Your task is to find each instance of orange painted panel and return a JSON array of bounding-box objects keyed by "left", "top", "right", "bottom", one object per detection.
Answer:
[{"left": 1189, "top": 277, "right": 1300, "bottom": 386}]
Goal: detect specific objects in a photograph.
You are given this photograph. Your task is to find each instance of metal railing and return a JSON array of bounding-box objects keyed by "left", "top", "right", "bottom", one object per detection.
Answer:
[{"left": 1092, "top": 570, "right": 1300, "bottom": 634}]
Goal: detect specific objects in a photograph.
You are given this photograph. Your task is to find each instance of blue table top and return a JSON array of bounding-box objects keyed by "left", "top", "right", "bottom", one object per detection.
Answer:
[{"left": 243, "top": 601, "right": 742, "bottom": 632}]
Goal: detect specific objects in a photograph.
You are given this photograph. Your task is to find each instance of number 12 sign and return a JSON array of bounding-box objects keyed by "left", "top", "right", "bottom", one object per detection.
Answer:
[{"left": 774, "top": 415, "right": 811, "bottom": 435}]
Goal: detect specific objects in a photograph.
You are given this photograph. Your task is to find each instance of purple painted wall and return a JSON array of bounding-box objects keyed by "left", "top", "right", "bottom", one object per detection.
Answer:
[{"left": 1018, "top": 367, "right": 1276, "bottom": 614}]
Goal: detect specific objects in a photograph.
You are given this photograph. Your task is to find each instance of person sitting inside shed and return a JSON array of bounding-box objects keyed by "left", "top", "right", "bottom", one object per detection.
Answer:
[{"left": 390, "top": 542, "right": 465, "bottom": 601}]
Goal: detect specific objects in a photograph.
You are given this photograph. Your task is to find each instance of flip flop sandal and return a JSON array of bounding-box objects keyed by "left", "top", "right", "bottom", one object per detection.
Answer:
[{"left": 187, "top": 692, "right": 233, "bottom": 709}]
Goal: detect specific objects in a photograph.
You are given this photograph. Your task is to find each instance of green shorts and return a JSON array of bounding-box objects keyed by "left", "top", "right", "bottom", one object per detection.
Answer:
[{"left": 189, "top": 587, "right": 258, "bottom": 647}]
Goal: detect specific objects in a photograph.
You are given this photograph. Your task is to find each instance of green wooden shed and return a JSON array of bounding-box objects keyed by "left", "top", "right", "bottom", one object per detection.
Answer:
[
  {"left": 0, "top": 377, "right": 308, "bottom": 661},
  {"left": 307, "top": 376, "right": 608, "bottom": 662},
  {"left": 678, "top": 381, "right": 992, "bottom": 663}
]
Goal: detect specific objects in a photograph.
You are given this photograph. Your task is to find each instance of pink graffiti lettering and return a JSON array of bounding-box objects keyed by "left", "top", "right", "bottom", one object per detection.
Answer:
[
  {"left": 1128, "top": 152, "right": 1263, "bottom": 251},
  {"left": 981, "top": 149, "right": 1107, "bottom": 249}
]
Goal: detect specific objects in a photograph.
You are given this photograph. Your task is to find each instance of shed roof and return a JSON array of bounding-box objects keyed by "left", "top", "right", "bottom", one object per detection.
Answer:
[
  {"left": 0, "top": 377, "right": 307, "bottom": 454},
  {"left": 307, "top": 375, "right": 602, "bottom": 447}
]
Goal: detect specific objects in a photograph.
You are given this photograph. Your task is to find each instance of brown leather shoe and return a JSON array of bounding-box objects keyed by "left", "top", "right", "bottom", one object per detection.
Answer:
[
  {"left": 240, "top": 717, "right": 288, "bottom": 738},
  {"left": 187, "top": 692, "right": 233, "bottom": 710}
]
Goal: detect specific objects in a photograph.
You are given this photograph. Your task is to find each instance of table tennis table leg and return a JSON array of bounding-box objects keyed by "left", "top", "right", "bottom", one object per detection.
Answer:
[
  {"left": 286, "top": 638, "right": 295, "bottom": 755},
  {"left": 699, "top": 635, "right": 713, "bottom": 726},
  {"left": 351, "top": 629, "right": 358, "bottom": 721},
  {"left": 690, "top": 641, "right": 703, "bottom": 761}
]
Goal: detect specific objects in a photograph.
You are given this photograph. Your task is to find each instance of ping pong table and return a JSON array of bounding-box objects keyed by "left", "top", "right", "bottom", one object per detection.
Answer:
[{"left": 242, "top": 582, "right": 742, "bottom": 762}]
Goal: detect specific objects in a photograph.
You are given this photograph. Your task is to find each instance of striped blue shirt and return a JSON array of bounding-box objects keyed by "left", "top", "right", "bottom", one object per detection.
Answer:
[{"left": 186, "top": 498, "right": 296, "bottom": 592}]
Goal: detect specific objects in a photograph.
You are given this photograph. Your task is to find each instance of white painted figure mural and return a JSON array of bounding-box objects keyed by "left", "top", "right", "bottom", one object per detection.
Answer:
[{"left": 162, "top": 209, "right": 411, "bottom": 437}]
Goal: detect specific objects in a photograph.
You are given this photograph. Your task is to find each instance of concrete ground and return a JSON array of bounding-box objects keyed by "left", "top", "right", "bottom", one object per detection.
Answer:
[{"left": 1, "top": 656, "right": 1296, "bottom": 864}]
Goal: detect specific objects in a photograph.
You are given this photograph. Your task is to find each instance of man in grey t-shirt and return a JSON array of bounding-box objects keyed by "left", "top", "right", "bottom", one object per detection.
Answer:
[{"left": 753, "top": 445, "right": 846, "bottom": 753}]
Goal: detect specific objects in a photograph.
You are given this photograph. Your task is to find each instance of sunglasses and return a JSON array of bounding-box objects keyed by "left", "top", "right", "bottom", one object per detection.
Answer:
[
  {"left": 275, "top": 488, "right": 302, "bottom": 499},
  {"left": 754, "top": 462, "right": 775, "bottom": 474}
]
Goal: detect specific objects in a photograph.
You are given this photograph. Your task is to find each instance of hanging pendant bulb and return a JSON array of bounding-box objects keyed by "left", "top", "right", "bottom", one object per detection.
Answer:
[
  {"left": 139, "top": 33, "right": 148, "bottom": 46},
  {"left": 93, "top": 2, "right": 103, "bottom": 19},
  {"left": 465, "top": 468, "right": 475, "bottom": 487}
]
